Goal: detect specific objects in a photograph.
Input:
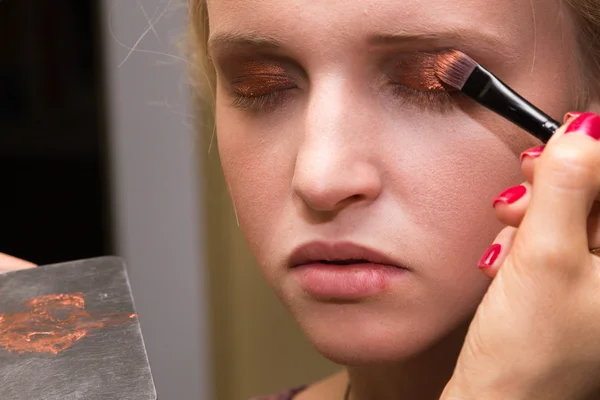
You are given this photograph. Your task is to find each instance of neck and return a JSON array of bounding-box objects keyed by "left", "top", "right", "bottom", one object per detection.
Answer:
[{"left": 346, "top": 322, "right": 469, "bottom": 400}]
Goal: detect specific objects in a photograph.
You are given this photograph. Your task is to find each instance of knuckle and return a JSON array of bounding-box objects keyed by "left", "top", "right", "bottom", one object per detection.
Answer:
[
  {"left": 541, "top": 142, "right": 600, "bottom": 187},
  {"left": 513, "top": 235, "right": 584, "bottom": 280},
  {"left": 516, "top": 234, "right": 565, "bottom": 263}
]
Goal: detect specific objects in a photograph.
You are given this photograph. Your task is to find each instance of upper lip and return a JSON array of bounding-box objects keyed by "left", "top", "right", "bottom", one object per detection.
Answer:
[{"left": 288, "top": 241, "right": 405, "bottom": 269}]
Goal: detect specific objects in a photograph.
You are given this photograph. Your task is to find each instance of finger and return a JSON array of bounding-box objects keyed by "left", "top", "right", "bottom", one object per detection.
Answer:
[
  {"left": 520, "top": 146, "right": 543, "bottom": 184},
  {"left": 518, "top": 113, "right": 600, "bottom": 274},
  {"left": 519, "top": 115, "right": 600, "bottom": 251},
  {"left": 0, "top": 253, "right": 36, "bottom": 273},
  {"left": 493, "top": 182, "right": 531, "bottom": 228},
  {"left": 478, "top": 226, "right": 518, "bottom": 279},
  {"left": 519, "top": 113, "right": 584, "bottom": 185}
]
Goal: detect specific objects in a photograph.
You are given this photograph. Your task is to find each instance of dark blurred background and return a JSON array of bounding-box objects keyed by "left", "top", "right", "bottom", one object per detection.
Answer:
[{"left": 0, "top": 1, "right": 111, "bottom": 264}]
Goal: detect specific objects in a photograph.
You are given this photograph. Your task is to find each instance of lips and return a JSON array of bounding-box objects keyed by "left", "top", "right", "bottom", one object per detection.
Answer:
[
  {"left": 288, "top": 241, "right": 405, "bottom": 269},
  {"left": 288, "top": 241, "right": 409, "bottom": 299}
]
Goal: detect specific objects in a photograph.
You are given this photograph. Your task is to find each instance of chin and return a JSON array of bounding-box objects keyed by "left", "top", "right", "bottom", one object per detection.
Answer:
[
  {"left": 311, "top": 335, "right": 433, "bottom": 366},
  {"left": 287, "top": 301, "right": 468, "bottom": 366}
]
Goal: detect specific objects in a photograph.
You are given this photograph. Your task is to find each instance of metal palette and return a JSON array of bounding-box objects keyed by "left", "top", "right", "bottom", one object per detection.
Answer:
[{"left": 0, "top": 257, "right": 156, "bottom": 400}]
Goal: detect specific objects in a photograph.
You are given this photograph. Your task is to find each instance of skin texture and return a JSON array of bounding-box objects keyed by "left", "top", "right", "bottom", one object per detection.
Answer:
[{"left": 206, "top": 0, "right": 584, "bottom": 398}]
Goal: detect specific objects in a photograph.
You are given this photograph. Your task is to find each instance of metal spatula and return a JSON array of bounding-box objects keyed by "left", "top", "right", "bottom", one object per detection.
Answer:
[{"left": 0, "top": 256, "right": 156, "bottom": 400}]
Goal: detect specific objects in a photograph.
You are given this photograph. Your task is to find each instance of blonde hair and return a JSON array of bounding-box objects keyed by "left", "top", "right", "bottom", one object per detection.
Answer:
[
  {"left": 187, "top": 0, "right": 600, "bottom": 109},
  {"left": 188, "top": 1, "right": 214, "bottom": 114},
  {"left": 566, "top": 0, "right": 600, "bottom": 101}
]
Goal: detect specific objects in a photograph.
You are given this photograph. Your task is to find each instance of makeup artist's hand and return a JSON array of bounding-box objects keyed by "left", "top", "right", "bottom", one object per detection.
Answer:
[
  {"left": 0, "top": 253, "right": 36, "bottom": 274},
  {"left": 441, "top": 112, "right": 600, "bottom": 400}
]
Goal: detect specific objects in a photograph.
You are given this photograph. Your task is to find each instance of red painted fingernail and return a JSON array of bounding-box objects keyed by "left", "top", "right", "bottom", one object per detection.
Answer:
[
  {"left": 520, "top": 145, "right": 545, "bottom": 162},
  {"left": 492, "top": 185, "right": 526, "bottom": 207},
  {"left": 478, "top": 244, "right": 502, "bottom": 269},
  {"left": 564, "top": 111, "right": 583, "bottom": 124},
  {"left": 564, "top": 113, "right": 600, "bottom": 140}
]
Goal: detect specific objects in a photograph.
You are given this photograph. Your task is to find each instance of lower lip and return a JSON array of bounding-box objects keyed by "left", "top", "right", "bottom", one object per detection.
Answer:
[{"left": 292, "top": 263, "right": 407, "bottom": 300}]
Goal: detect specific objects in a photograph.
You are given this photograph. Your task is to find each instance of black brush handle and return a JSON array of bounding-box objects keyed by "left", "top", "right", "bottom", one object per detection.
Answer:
[{"left": 462, "top": 66, "right": 560, "bottom": 143}]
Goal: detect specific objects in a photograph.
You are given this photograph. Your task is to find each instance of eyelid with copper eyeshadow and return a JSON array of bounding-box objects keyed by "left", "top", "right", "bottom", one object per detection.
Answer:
[
  {"left": 222, "top": 51, "right": 462, "bottom": 112},
  {"left": 223, "top": 60, "right": 299, "bottom": 111},
  {"left": 384, "top": 51, "right": 459, "bottom": 109}
]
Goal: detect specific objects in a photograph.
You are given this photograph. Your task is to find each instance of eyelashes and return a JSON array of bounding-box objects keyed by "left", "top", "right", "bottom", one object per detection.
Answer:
[
  {"left": 231, "top": 90, "right": 295, "bottom": 111},
  {"left": 229, "top": 73, "right": 297, "bottom": 111},
  {"left": 231, "top": 87, "right": 296, "bottom": 111},
  {"left": 230, "top": 84, "right": 456, "bottom": 113},
  {"left": 390, "top": 85, "right": 455, "bottom": 112}
]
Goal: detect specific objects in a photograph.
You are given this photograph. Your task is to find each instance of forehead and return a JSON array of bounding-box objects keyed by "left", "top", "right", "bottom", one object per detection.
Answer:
[{"left": 207, "top": 0, "right": 541, "bottom": 50}]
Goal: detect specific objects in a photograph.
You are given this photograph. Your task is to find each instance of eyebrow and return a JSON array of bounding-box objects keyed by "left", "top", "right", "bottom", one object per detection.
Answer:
[
  {"left": 208, "top": 28, "right": 509, "bottom": 60},
  {"left": 367, "top": 29, "right": 506, "bottom": 50},
  {"left": 370, "top": 32, "right": 462, "bottom": 46},
  {"left": 208, "top": 32, "right": 282, "bottom": 59}
]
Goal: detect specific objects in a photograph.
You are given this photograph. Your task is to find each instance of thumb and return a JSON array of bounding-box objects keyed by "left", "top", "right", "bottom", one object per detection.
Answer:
[
  {"left": 515, "top": 113, "right": 600, "bottom": 278},
  {"left": 0, "top": 253, "right": 36, "bottom": 273}
]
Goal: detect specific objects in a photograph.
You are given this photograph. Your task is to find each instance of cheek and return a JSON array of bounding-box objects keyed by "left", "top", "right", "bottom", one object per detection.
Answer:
[
  {"left": 376, "top": 114, "right": 524, "bottom": 279},
  {"left": 382, "top": 111, "right": 524, "bottom": 217},
  {"left": 216, "top": 109, "right": 296, "bottom": 257}
]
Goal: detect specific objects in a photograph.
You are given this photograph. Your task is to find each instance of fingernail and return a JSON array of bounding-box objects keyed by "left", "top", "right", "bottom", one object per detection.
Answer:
[
  {"left": 520, "top": 145, "right": 545, "bottom": 162},
  {"left": 564, "top": 111, "right": 583, "bottom": 124},
  {"left": 478, "top": 244, "right": 502, "bottom": 269},
  {"left": 492, "top": 185, "right": 526, "bottom": 207},
  {"left": 564, "top": 113, "right": 600, "bottom": 140}
]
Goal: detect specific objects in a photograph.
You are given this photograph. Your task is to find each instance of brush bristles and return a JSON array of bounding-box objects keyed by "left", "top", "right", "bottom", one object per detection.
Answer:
[{"left": 435, "top": 50, "right": 478, "bottom": 91}]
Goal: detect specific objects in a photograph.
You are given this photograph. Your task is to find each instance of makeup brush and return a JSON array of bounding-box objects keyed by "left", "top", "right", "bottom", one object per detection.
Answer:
[{"left": 434, "top": 50, "right": 560, "bottom": 143}]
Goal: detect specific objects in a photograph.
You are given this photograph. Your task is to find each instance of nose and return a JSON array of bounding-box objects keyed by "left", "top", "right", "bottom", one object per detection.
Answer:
[
  {"left": 292, "top": 82, "right": 382, "bottom": 213},
  {"left": 293, "top": 156, "right": 382, "bottom": 212}
]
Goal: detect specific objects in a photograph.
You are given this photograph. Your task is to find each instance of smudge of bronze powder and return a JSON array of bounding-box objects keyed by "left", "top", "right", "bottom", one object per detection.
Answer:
[{"left": 0, "top": 293, "right": 137, "bottom": 355}]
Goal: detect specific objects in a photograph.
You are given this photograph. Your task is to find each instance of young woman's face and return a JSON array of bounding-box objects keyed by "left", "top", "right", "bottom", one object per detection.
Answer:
[{"left": 207, "top": 0, "right": 580, "bottom": 364}]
